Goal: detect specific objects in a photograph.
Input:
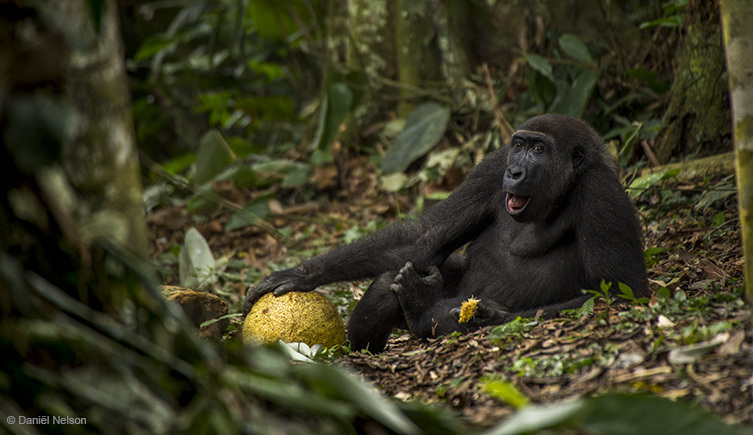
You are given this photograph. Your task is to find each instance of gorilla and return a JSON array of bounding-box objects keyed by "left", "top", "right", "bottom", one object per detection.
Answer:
[{"left": 242, "top": 114, "right": 649, "bottom": 353}]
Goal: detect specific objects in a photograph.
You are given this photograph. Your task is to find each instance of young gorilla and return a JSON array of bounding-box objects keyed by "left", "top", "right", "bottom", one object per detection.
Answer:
[{"left": 243, "top": 114, "right": 649, "bottom": 353}]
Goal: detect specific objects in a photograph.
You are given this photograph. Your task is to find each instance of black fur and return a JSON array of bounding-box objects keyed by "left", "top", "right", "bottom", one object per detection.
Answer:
[{"left": 242, "top": 114, "right": 649, "bottom": 353}]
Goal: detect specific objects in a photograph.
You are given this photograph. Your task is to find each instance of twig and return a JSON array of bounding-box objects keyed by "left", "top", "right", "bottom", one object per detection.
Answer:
[
  {"left": 139, "top": 152, "right": 299, "bottom": 249},
  {"left": 640, "top": 140, "right": 661, "bottom": 167},
  {"left": 481, "top": 63, "right": 513, "bottom": 142}
]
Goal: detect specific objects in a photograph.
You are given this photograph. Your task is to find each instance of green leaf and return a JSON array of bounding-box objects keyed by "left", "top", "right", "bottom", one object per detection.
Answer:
[
  {"left": 226, "top": 197, "right": 271, "bottom": 232},
  {"left": 484, "top": 400, "right": 587, "bottom": 435},
  {"left": 426, "top": 148, "right": 461, "bottom": 170},
  {"left": 575, "top": 297, "right": 595, "bottom": 316},
  {"left": 380, "top": 102, "right": 451, "bottom": 174},
  {"left": 485, "top": 393, "right": 748, "bottom": 435},
  {"left": 625, "top": 68, "right": 670, "bottom": 93},
  {"left": 247, "top": 0, "right": 300, "bottom": 41},
  {"left": 380, "top": 173, "right": 409, "bottom": 192},
  {"left": 525, "top": 54, "right": 554, "bottom": 81},
  {"left": 550, "top": 68, "right": 600, "bottom": 118},
  {"left": 281, "top": 162, "right": 311, "bottom": 187},
  {"left": 663, "top": 0, "right": 689, "bottom": 14},
  {"left": 214, "top": 165, "right": 258, "bottom": 188},
  {"left": 295, "top": 364, "right": 420, "bottom": 435},
  {"left": 252, "top": 159, "right": 289, "bottom": 187},
  {"left": 618, "top": 282, "right": 635, "bottom": 300},
  {"left": 235, "top": 95, "right": 294, "bottom": 121},
  {"left": 224, "top": 368, "right": 354, "bottom": 421},
  {"left": 135, "top": 35, "right": 175, "bottom": 61},
  {"left": 200, "top": 313, "right": 243, "bottom": 328},
  {"left": 247, "top": 159, "right": 311, "bottom": 188},
  {"left": 674, "top": 289, "right": 687, "bottom": 302},
  {"left": 711, "top": 212, "right": 726, "bottom": 227},
  {"left": 657, "top": 287, "right": 671, "bottom": 299},
  {"left": 196, "top": 92, "right": 232, "bottom": 127},
  {"left": 179, "top": 227, "right": 216, "bottom": 288},
  {"left": 163, "top": 153, "right": 195, "bottom": 175},
  {"left": 310, "top": 149, "right": 334, "bottom": 166},
  {"left": 185, "top": 185, "right": 214, "bottom": 213},
  {"left": 640, "top": 14, "right": 685, "bottom": 29},
  {"left": 481, "top": 380, "right": 530, "bottom": 408},
  {"left": 558, "top": 34, "right": 592, "bottom": 63},
  {"left": 488, "top": 317, "right": 537, "bottom": 341},
  {"left": 311, "top": 83, "right": 353, "bottom": 151},
  {"left": 694, "top": 177, "right": 737, "bottom": 211},
  {"left": 247, "top": 60, "right": 285, "bottom": 81},
  {"left": 194, "top": 130, "right": 232, "bottom": 185},
  {"left": 627, "top": 169, "right": 681, "bottom": 200},
  {"left": 226, "top": 136, "right": 256, "bottom": 159},
  {"left": 425, "top": 191, "right": 452, "bottom": 201},
  {"left": 585, "top": 393, "right": 749, "bottom": 435}
]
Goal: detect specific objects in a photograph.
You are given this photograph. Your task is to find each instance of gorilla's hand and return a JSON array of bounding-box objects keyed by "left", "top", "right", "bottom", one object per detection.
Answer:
[
  {"left": 450, "top": 300, "right": 510, "bottom": 327},
  {"left": 241, "top": 267, "right": 315, "bottom": 315}
]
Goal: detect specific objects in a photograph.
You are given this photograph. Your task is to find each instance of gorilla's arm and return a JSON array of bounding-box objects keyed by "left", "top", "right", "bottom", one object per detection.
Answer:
[
  {"left": 242, "top": 151, "right": 507, "bottom": 313},
  {"left": 415, "top": 293, "right": 594, "bottom": 339},
  {"left": 575, "top": 165, "right": 649, "bottom": 296}
]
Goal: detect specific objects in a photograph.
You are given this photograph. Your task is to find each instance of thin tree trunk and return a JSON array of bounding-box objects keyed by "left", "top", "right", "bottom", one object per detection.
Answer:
[{"left": 720, "top": 0, "right": 753, "bottom": 305}]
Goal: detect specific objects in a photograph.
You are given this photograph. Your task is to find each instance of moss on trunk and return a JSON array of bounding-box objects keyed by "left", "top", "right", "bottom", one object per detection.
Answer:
[{"left": 656, "top": 0, "right": 731, "bottom": 164}]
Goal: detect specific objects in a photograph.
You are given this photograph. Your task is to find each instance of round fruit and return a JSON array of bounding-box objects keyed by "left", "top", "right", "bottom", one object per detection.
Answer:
[{"left": 243, "top": 292, "right": 346, "bottom": 348}]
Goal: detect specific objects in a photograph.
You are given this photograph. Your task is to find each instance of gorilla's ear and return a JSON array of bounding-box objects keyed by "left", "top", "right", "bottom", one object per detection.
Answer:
[{"left": 572, "top": 146, "right": 585, "bottom": 167}]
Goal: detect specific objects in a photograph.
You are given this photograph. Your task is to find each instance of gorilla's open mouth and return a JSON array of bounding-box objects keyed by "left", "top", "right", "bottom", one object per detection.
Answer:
[{"left": 505, "top": 193, "right": 529, "bottom": 214}]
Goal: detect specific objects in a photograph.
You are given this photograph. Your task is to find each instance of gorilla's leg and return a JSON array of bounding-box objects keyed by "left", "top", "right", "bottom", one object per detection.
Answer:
[
  {"left": 347, "top": 272, "right": 407, "bottom": 353},
  {"left": 390, "top": 262, "right": 443, "bottom": 332},
  {"left": 349, "top": 254, "right": 467, "bottom": 352},
  {"left": 436, "top": 253, "right": 465, "bottom": 294},
  {"left": 390, "top": 254, "right": 467, "bottom": 338}
]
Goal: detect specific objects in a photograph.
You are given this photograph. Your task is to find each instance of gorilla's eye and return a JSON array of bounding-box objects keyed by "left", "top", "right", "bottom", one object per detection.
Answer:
[
  {"left": 512, "top": 140, "right": 524, "bottom": 149},
  {"left": 533, "top": 143, "right": 545, "bottom": 153}
]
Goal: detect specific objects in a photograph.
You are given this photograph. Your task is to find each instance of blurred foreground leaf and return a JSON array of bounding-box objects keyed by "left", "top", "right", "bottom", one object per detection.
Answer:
[
  {"left": 481, "top": 379, "right": 530, "bottom": 408},
  {"left": 483, "top": 393, "right": 748, "bottom": 435}
]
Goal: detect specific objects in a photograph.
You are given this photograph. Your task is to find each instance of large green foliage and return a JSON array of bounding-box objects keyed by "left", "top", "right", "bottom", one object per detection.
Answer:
[{"left": 130, "top": 0, "right": 321, "bottom": 158}]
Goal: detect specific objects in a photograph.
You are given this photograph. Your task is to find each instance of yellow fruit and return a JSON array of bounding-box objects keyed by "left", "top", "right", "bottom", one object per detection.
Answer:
[
  {"left": 243, "top": 292, "right": 346, "bottom": 348},
  {"left": 458, "top": 296, "right": 480, "bottom": 323}
]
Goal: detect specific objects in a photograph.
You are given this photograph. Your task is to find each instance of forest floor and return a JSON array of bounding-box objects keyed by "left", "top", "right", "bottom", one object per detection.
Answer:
[{"left": 147, "top": 165, "right": 752, "bottom": 429}]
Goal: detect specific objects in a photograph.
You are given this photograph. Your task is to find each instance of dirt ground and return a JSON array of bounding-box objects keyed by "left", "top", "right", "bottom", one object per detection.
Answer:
[{"left": 147, "top": 173, "right": 752, "bottom": 429}]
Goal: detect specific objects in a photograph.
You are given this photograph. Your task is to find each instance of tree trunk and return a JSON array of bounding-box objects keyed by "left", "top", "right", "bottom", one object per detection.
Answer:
[
  {"left": 342, "top": 0, "right": 399, "bottom": 136},
  {"left": 395, "top": 0, "right": 470, "bottom": 117},
  {"left": 656, "top": 0, "right": 731, "bottom": 163},
  {"left": 1, "top": 0, "right": 147, "bottom": 313},
  {"left": 720, "top": 0, "right": 753, "bottom": 305},
  {"left": 55, "top": 0, "right": 149, "bottom": 259},
  {"left": 328, "top": 0, "right": 473, "bottom": 149}
]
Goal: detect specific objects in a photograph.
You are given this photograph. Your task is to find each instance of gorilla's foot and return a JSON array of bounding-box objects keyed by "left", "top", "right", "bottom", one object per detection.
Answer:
[
  {"left": 389, "top": 262, "right": 443, "bottom": 333},
  {"left": 389, "top": 262, "right": 442, "bottom": 297}
]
